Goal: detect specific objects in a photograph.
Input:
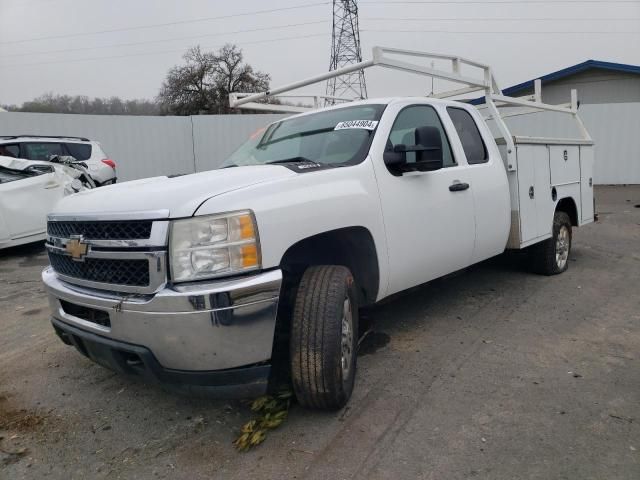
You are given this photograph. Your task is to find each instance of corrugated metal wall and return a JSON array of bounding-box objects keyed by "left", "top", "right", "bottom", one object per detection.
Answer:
[
  {"left": 191, "top": 115, "right": 285, "bottom": 172},
  {"left": 0, "top": 112, "right": 285, "bottom": 181},
  {"left": 1, "top": 106, "right": 637, "bottom": 184}
]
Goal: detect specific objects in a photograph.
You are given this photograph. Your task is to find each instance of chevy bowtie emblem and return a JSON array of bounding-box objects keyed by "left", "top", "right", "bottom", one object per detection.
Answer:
[{"left": 66, "top": 237, "right": 89, "bottom": 261}]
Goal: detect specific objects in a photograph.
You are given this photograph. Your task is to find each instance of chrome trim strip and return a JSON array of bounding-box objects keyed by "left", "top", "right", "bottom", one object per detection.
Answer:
[
  {"left": 46, "top": 243, "right": 164, "bottom": 260},
  {"left": 120, "top": 297, "right": 279, "bottom": 316},
  {"left": 42, "top": 267, "right": 281, "bottom": 313},
  {"left": 47, "top": 209, "right": 171, "bottom": 222}
]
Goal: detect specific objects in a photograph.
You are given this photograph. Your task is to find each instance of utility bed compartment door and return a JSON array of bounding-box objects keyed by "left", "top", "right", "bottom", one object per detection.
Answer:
[
  {"left": 579, "top": 146, "right": 595, "bottom": 222},
  {"left": 550, "top": 146, "right": 580, "bottom": 185},
  {"left": 516, "top": 145, "right": 554, "bottom": 244}
]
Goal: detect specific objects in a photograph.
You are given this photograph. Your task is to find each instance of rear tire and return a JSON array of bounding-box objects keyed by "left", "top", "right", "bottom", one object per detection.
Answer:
[
  {"left": 530, "top": 211, "right": 572, "bottom": 275},
  {"left": 290, "top": 265, "right": 358, "bottom": 410}
]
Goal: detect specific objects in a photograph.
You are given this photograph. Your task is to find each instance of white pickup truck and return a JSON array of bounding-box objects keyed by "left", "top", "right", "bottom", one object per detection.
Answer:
[{"left": 42, "top": 48, "right": 595, "bottom": 410}]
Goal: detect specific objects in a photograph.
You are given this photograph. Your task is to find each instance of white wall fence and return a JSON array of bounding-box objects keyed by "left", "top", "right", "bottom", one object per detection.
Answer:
[
  {"left": 1, "top": 104, "right": 638, "bottom": 184},
  {"left": 0, "top": 112, "right": 285, "bottom": 181}
]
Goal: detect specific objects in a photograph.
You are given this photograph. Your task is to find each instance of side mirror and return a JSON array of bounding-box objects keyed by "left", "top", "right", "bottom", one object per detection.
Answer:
[
  {"left": 383, "top": 148, "right": 406, "bottom": 170},
  {"left": 384, "top": 126, "right": 444, "bottom": 174},
  {"left": 412, "top": 126, "right": 443, "bottom": 172}
]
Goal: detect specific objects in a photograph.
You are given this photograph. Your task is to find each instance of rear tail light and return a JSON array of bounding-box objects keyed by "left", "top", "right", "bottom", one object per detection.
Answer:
[{"left": 101, "top": 159, "right": 116, "bottom": 169}]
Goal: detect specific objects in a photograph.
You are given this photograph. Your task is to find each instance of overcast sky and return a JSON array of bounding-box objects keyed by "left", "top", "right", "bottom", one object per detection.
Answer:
[{"left": 1, "top": 0, "right": 639, "bottom": 106}]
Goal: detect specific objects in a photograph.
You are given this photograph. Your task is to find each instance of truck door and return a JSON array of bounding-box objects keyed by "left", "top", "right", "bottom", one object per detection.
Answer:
[
  {"left": 446, "top": 106, "right": 511, "bottom": 263},
  {"left": 373, "top": 104, "right": 475, "bottom": 296}
]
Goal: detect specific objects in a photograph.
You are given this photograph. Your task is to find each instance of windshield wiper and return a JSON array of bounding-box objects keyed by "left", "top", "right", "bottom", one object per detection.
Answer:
[
  {"left": 266, "top": 156, "right": 318, "bottom": 165},
  {"left": 258, "top": 127, "right": 335, "bottom": 149}
]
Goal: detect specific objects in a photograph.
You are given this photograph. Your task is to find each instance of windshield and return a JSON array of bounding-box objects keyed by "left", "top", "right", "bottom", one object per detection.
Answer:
[{"left": 221, "top": 104, "right": 386, "bottom": 168}]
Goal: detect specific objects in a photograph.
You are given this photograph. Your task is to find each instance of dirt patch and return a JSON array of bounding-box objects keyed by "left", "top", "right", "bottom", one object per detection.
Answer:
[
  {"left": 0, "top": 394, "right": 45, "bottom": 466},
  {"left": 0, "top": 394, "right": 45, "bottom": 432},
  {"left": 20, "top": 308, "right": 44, "bottom": 316}
]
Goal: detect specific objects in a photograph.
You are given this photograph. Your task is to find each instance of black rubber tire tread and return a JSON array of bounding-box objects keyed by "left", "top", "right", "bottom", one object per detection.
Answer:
[
  {"left": 530, "top": 211, "right": 572, "bottom": 276},
  {"left": 290, "top": 265, "right": 358, "bottom": 410}
]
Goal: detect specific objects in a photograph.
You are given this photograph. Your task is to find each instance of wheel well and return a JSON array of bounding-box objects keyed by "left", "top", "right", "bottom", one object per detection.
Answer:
[
  {"left": 280, "top": 226, "right": 380, "bottom": 306},
  {"left": 556, "top": 197, "right": 578, "bottom": 226}
]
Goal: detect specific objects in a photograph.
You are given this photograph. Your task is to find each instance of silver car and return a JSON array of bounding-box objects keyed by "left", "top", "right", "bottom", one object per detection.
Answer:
[{"left": 0, "top": 135, "right": 117, "bottom": 186}]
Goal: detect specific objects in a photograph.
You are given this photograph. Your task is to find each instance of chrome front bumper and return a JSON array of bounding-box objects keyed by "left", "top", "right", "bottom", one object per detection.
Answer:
[{"left": 42, "top": 267, "right": 282, "bottom": 373}]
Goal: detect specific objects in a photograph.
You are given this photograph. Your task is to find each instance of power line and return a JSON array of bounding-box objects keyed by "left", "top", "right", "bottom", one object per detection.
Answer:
[
  {"left": 361, "top": 0, "right": 640, "bottom": 3},
  {"left": 0, "top": 21, "right": 328, "bottom": 59},
  {"left": 363, "top": 28, "right": 640, "bottom": 33},
  {"left": 0, "top": 33, "right": 328, "bottom": 68},
  {"left": 364, "top": 16, "right": 640, "bottom": 21},
  {"left": 0, "top": 2, "right": 330, "bottom": 45}
]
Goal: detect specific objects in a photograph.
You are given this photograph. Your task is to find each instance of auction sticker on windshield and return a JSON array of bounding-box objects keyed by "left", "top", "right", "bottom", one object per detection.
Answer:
[{"left": 334, "top": 120, "right": 379, "bottom": 130}]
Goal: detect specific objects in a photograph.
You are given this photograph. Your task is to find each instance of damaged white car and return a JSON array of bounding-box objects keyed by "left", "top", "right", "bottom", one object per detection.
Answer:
[{"left": 0, "top": 155, "right": 93, "bottom": 249}]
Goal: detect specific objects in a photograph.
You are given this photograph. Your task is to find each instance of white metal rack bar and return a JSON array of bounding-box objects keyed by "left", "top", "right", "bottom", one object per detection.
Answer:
[{"left": 229, "top": 46, "right": 592, "bottom": 171}]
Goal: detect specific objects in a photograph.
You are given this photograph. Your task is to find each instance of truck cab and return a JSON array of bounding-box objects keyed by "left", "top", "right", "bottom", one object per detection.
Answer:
[{"left": 42, "top": 48, "right": 594, "bottom": 410}]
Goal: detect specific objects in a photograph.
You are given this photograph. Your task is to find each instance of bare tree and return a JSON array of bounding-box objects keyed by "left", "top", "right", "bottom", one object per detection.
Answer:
[
  {"left": 7, "top": 93, "right": 159, "bottom": 115},
  {"left": 157, "top": 44, "right": 270, "bottom": 115}
]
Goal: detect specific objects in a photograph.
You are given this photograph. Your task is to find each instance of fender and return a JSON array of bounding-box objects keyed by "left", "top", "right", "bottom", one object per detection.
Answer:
[{"left": 194, "top": 159, "right": 390, "bottom": 301}]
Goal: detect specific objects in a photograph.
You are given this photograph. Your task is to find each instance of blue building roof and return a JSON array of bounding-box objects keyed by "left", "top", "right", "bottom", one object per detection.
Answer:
[{"left": 470, "top": 60, "right": 640, "bottom": 105}]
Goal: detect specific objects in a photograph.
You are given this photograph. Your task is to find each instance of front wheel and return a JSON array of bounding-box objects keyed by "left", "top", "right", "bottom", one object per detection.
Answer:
[
  {"left": 530, "top": 211, "right": 572, "bottom": 275},
  {"left": 290, "top": 265, "right": 358, "bottom": 410}
]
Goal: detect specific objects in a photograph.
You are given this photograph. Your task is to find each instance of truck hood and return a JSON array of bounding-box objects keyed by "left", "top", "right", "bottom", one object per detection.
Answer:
[{"left": 50, "top": 166, "right": 297, "bottom": 218}]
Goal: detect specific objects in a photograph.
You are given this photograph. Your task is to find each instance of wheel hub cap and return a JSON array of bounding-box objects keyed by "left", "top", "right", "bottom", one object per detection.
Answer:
[
  {"left": 341, "top": 298, "right": 353, "bottom": 378},
  {"left": 556, "top": 225, "right": 570, "bottom": 269}
]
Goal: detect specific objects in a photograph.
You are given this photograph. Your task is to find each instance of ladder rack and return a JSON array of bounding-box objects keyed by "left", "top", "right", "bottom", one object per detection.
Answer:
[{"left": 229, "top": 46, "right": 592, "bottom": 170}]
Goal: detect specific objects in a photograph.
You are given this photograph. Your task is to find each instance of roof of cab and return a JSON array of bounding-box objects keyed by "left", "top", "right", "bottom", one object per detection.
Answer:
[
  {"left": 0, "top": 135, "right": 91, "bottom": 142},
  {"left": 278, "top": 96, "right": 468, "bottom": 122}
]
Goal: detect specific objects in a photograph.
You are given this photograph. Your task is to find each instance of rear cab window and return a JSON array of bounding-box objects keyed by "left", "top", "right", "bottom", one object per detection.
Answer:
[{"left": 447, "top": 107, "right": 488, "bottom": 164}]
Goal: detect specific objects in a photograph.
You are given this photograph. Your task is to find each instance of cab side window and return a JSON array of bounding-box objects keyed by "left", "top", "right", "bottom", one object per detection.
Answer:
[
  {"left": 23, "top": 142, "right": 64, "bottom": 161},
  {"left": 387, "top": 105, "right": 455, "bottom": 168},
  {"left": 447, "top": 107, "right": 488, "bottom": 164},
  {"left": 0, "top": 144, "right": 19, "bottom": 157}
]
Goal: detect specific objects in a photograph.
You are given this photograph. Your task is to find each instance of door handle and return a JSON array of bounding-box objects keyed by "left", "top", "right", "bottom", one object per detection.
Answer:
[
  {"left": 449, "top": 182, "right": 469, "bottom": 192},
  {"left": 44, "top": 182, "right": 59, "bottom": 189}
]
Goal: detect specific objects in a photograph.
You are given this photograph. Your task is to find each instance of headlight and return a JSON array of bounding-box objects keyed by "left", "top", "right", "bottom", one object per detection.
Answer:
[{"left": 170, "top": 210, "right": 260, "bottom": 282}]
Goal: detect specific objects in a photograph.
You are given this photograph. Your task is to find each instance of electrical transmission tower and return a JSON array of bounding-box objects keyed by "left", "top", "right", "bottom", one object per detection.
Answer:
[{"left": 325, "top": 0, "right": 367, "bottom": 105}]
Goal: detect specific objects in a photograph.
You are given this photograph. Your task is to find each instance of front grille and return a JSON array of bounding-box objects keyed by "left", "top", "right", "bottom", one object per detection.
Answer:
[
  {"left": 48, "top": 251, "right": 149, "bottom": 287},
  {"left": 60, "top": 300, "right": 111, "bottom": 328},
  {"left": 47, "top": 221, "right": 152, "bottom": 240}
]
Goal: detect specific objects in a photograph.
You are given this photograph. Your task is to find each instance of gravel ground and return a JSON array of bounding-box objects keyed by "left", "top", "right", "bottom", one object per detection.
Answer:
[{"left": 1, "top": 185, "right": 639, "bottom": 479}]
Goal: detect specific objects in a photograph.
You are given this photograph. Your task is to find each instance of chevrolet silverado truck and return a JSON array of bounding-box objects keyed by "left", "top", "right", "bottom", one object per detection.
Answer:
[{"left": 42, "top": 48, "right": 595, "bottom": 410}]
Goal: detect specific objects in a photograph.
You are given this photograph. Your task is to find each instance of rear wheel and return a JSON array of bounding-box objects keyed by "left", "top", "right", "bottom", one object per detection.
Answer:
[
  {"left": 290, "top": 265, "right": 358, "bottom": 410},
  {"left": 530, "top": 211, "right": 572, "bottom": 275}
]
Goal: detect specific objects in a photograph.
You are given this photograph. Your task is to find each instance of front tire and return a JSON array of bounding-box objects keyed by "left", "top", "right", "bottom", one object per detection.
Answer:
[
  {"left": 531, "top": 211, "right": 572, "bottom": 275},
  {"left": 290, "top": 265, "right": 358, "bottom": 410}
]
